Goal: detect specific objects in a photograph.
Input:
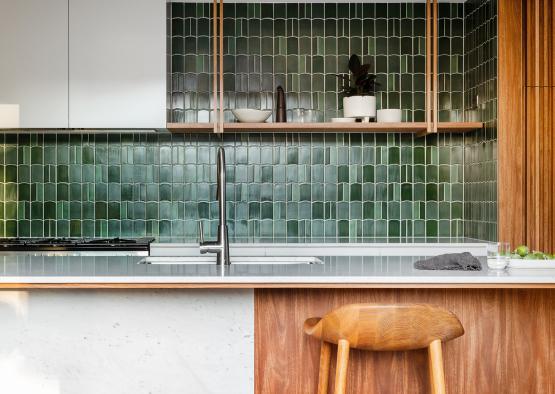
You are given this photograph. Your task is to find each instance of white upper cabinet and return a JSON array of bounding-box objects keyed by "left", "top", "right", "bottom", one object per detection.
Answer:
[
  {"left": 68, "top": 0, "right": 166, "bottom": 128},
  {"left": 0, "top": 0, "right": 69, "bottom": 128}
]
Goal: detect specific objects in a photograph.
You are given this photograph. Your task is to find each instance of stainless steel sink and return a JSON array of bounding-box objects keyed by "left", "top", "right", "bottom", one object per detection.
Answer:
[{"left": 138, "top": 256, "right": 323, "bottom": 265}]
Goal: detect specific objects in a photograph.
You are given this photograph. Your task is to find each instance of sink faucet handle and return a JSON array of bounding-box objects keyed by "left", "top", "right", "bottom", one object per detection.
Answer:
[{"left": 198, "top": 221, "right": 204, "bottom": 244}]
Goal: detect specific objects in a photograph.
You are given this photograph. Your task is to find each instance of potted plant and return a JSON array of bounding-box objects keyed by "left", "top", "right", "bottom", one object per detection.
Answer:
[{"left": 337, "top": 54, "right": 379, "bottom": 121}]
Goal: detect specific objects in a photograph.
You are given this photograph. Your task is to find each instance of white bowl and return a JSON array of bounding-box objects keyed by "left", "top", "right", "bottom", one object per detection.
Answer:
[
  {"left": 232, "top": 109, "right": 272, "bottom": 123},
  {"left": 377, "top": 109, "right": 402, "bottom": 123}
]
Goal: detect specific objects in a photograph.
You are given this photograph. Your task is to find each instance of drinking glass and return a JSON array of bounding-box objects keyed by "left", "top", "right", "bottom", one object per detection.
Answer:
[
  {"left": 487, "top": 242, "right": 510, "bottom": 270},
  {"left": 287, "top": 108, "right": 305, "bottom": 122},
  {"left": 304, "top": 109, "right": 324, "bottom": 123}
]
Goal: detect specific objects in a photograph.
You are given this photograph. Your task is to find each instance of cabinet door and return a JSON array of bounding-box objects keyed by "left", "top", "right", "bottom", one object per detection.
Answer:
[
  {"left": 0, "top": 0, "right": 69, "bottom": 128},
  {"left": 69, "top": 0, "right": 166, "bottom": 128}
]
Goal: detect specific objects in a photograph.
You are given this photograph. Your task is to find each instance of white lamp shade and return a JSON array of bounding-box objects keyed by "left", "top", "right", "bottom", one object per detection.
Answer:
[{"left": 0, "top": 104, "right": 20, "bottom": 128}]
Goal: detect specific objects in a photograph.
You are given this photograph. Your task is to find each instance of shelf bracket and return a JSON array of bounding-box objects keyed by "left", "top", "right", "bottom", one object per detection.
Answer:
[
  {"left": 425, "top": 0, "right": 439, "bottom": 134},
  {"left": 212, "top": 0, "right": 224, "bottom": 134}
]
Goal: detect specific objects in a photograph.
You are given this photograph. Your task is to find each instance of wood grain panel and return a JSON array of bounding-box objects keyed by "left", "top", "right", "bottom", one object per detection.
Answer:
[
  {"left": 504, "top": 290, "right": 554, "bottom": 393},
  {"left": 525, "top": 86, "right": 555, "bottom": 251},
  {"left": 426, "top": 0, "right": 432, "bottom": 133},
  {"left": 219, "top": 0, "right": 224, "bottom": 133},
  {"left": 500, "top": 0, "right": 555, "bottom": 250},
  {"left": 255, "top": 289, "right": 555, "bottom": 394},
  {"left": 526, "top": 86, "right": 540, "bottom": 247},
  {"left": 166, "top": 122, "right": 483, "bottom": 133},
  {"left": 424, "top": 0, "right": 438, "bottom": 136},
  {"left": 520, "top": 0, "right": 555, "bottom": 251},
  {"left": 432, "top": 0, "right": 438, "bottom": 134},
  {"left": 526, "top": 0, "right": 555, "bottom": 252},
  {"left": 497, "top": 0, "right": 526, "bottom": 247},
  {"left": 526, "top": 0, "right": 555, "bottom": 87},
  {"left": 212, "top": 0, "right": 218, "bottom": 134}
]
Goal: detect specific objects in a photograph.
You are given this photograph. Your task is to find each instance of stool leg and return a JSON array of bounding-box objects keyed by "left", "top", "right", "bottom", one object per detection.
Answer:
[
  {"left": 333, "top": 339, "right": 350, "bottom": 394},
  {"left": 428, "top": 339, "right": 446, "bottom": 394},
  {"left": 317, "top": 341, "right": 331, "bottom": 394}
]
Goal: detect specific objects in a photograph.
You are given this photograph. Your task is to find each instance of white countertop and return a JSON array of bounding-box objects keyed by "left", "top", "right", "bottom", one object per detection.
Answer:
[{"left": 0, "top": 249, "right": 554, "bottom": 287}]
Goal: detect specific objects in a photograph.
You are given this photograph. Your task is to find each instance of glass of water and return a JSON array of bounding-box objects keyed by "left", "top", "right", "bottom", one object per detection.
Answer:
[
  {"left": 487, "top": 242, "right": 510, "bottom": 270},
  {"left": 287, "top": 108, "right": 305, "bottom": 122},
  {"left": 304, "top": 109, "right": 324, "bottom": 123}
]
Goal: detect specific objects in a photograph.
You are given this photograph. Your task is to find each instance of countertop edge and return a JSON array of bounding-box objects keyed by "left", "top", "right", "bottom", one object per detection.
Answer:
[
  {"left": 1, "top": 277, "right": 555, "bottom": 289},
  {"left": 1, "top": 283, "right": 554, "bottom": 289}
]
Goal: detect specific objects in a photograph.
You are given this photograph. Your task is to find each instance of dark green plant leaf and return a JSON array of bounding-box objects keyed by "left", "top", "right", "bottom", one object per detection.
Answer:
[
  {"left": 337, "top": 54, "right": 379, "bottom": 96},
  {"left": 348, "top": 54, "right": 361, "bottom": 73}
]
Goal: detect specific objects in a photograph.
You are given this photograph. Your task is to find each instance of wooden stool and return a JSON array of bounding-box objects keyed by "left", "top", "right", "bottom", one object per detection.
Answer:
[{"left": 304, "top": 303, "right": 464, "bottom": 394}]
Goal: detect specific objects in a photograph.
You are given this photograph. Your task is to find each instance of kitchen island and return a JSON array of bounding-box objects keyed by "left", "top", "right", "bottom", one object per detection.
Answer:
[
  {"left": 0, "top": 254, "right": 554, "bottom": 288},
  {"left": 0, "top": 244, "right": 553, "bottom": 394}
]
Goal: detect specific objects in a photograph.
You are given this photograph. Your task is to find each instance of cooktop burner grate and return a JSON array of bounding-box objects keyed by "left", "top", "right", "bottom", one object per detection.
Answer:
[{"left": 0, "top": 237, "right": 154, "bottom": 252}]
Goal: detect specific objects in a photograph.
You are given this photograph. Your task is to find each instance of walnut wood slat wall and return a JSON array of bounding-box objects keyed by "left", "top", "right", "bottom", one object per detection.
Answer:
[
  {"left": 526, "top": 87, "right": 555, "bottom": 250},
  {"left": 254, "top": 289, "right": 555, "bottom": 394},
  {"left": 498, "top": 0, "right": 526, "bottom": 248},
  {"left": 499, "top": 0, "right": 555, "bottom": 251},
  {"left": 526, "top": 0, "right": 555, "bottom": 87},
  {"left": 524, "top": 0, "right": 555, "bottom": 251}
]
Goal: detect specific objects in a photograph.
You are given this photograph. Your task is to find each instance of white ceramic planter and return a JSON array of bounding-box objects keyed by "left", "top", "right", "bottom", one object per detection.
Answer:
[{"left": 343, "top": 96, "right": 376, "bottom": 119}]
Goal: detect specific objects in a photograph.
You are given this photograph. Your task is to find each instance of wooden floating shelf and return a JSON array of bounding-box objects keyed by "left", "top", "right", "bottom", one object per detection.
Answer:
[{"left": 166, "top": 122, "right": 484, "bottom": 134}]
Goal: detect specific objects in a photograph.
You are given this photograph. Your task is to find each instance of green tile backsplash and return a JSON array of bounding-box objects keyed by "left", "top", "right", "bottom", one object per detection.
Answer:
[
  {"left": 169, "top": 2, "right": 464, "bottom": 123},
  {"left": 463, "top": 0, "right": 497, "bottom": 241},
  {"left": 1, "top": 1, "right": 497, "bottom": 242},
  {"left": 437, "top": 3, "right": 465, "bottom": 122},
  {"left": 0, "top": 132, "right": 466, "bottom": 241}
]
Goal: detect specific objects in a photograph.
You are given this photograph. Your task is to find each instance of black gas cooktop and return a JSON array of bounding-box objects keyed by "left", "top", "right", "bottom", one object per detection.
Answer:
[{"left": 0, "top": 237, "right": 155, "bottom": 253}]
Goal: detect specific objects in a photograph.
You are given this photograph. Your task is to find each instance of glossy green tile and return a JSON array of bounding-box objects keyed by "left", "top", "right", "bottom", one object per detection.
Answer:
[
  {"left": 0, "top": 2, "right": 497, "bottom": 241},
  {"left": 426, "top": 220, "right": 438, "bottom": 236},
  {"left": 463, "top": 0, "right": 497, "bottom": 241}
]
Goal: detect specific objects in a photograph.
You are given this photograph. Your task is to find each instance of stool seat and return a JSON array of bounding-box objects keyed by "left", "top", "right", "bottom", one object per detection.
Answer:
[{"left": 304, "top": 303, "right": 464, "bottom": 394}]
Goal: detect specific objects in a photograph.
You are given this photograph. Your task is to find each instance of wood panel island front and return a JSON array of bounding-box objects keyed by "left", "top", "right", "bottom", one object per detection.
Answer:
[{"left": 256, "top": 288, "right": 555, "bottom": 394}]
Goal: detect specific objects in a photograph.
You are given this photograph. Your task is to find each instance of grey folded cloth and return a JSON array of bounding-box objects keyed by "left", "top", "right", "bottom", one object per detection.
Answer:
[{"left": 414, "top": 252, "right": 482, "bottom": 271}]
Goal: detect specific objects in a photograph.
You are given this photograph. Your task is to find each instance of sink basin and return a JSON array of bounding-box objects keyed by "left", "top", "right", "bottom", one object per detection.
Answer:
[{"left": 138, "top": 256, "right": 323, "bottom": 265}]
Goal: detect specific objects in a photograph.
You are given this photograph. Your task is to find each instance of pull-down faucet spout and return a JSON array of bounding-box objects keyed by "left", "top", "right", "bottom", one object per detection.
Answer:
[{"left": 198, "top": 147, "right": 230, "bottom": 266}]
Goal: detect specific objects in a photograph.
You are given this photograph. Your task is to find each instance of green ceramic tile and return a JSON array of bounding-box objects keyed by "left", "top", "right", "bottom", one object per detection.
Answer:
[
  {"left": 0, "top": 2, "right": 497, "bottom": 241},
  {"left": 463, "top": 0, "right": 497, "bottom": 241}
]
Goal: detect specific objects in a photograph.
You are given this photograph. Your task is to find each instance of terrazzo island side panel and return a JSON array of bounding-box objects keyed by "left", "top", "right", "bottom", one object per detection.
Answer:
[{"left": 0, "top": 290, "right": 254, "bottom": 394}]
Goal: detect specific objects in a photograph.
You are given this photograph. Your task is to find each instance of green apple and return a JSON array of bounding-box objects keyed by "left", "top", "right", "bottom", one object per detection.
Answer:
[{"left": 515, "top": 245, "right": 529, "bottom": 257}]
